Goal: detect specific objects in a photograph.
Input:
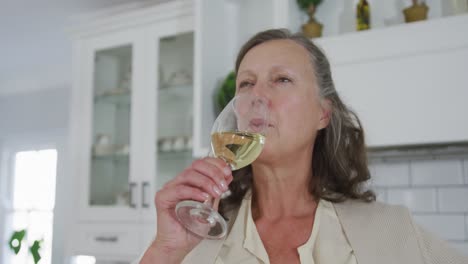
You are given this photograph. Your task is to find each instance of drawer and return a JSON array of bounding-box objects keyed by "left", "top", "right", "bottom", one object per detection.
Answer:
[{"left": 73, "top": 224, "right": 140, "bottom": 257}]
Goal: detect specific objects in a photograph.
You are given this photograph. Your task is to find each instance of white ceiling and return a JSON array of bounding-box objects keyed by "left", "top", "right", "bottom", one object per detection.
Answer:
[{"left": 0, "top": 0, "right": 149, "bottom": 97}]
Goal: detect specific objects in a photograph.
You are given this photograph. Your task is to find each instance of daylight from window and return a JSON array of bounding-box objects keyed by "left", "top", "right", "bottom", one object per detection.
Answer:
[{"left": 4, "top": 149, "right": 57, "bottom": 264}]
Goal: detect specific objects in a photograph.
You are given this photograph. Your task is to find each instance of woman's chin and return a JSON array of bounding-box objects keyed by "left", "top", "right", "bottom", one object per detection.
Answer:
[{"left": 256, "top": 145, "right": 275, "bottom": 164}]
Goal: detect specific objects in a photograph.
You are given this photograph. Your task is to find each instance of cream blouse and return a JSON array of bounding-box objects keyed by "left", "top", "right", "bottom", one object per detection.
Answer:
[{"left": 215, "top": 193, "right": 358, "bottom": 264}]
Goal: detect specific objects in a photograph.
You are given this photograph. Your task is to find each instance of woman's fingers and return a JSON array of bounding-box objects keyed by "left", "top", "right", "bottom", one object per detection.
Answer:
[
  {"left": 155, "top": 157, "right": 234, "bottom": 214},
  {"left": 191, "top": 158, "right": 232, "bottom": 189},
  {"left": 155, "top": 184, "right": 210, "bottom": 209},
  {"left": 165, "top": 158, "right": 233, "bottom": 197},
  {"left": 202, "top": 157, "right": 232, "bottom": 175},
  {"left": 168, "top": 170, "right": 224, "bottom": 198},
  {"left": 203, "top": 157, "right": 233, "bottom": 181}
]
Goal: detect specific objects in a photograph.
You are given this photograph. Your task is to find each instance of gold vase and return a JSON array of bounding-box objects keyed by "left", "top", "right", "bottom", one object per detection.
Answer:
[
  {"left": 301, "top": 4, "right": 323, "bottom": 38},
  {"left": 403, "top": 3, "right": 429, "bottom": 23}
]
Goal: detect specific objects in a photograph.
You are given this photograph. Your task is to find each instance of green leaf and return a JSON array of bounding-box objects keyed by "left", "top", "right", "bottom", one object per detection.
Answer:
[
  {"left": 216, "top": 71, "right": 236, "bottom": 114},
  {"left": 8, "top": 229, "right": 26, "bottom": 255},
  {"left": 296, "top": 0, "right": 323, "bottom": 11},
  {"left": 30, "top": 240, "right": 42, "bottom": 264}
]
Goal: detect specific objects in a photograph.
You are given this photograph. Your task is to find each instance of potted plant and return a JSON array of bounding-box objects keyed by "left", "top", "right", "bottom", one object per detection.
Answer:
[
  {"left": 297, "top": 0, "right": 324, "bottom": 38},
  {"left": 403, "top": 0, "right": 429, "bottom": 23},
  {"left": 215, "top": 71, "right": 236, "bottom": 115}
]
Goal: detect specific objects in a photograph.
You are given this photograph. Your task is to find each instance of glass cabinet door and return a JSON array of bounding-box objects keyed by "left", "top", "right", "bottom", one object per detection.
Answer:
[
  {"left": 90, "top": 45, "right": 133, "bottom": 207},
  {"left": 155, "top": 32, "right": 194, "bottom": 190}
]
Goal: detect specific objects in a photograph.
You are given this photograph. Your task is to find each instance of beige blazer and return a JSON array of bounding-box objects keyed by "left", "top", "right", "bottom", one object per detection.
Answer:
[{"left": 182, "top": 200, "right": 468, "bottom": 264}]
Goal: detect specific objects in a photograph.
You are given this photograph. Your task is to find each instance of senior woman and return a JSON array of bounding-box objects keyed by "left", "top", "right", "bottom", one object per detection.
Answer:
[{"left": 139, "top": 29, "right": 467, "bottom": 264}]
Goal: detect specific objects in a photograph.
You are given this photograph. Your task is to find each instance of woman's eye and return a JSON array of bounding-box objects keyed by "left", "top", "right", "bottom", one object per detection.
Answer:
[
  {"left": 277, "top": 77, "right": 291, "bottom": 83},
  {"left": 239, "top": 81, "right": 253, "bottom": 89}
]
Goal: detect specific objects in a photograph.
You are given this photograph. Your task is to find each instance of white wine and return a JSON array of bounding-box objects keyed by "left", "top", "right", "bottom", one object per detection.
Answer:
[{"left": 211, "top": 131, "right": 265, "bottom": 170}]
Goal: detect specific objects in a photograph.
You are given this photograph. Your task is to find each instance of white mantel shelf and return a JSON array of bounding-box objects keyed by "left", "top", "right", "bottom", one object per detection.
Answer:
[
  {"left": 315, "top": 14, "right": 468, "bottom": 66},
  {"left": 313, "top": 14, "right": 468, "bottom": 147}
]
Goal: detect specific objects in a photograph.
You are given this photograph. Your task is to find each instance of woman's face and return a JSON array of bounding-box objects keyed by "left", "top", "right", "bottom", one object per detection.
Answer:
[{"left": 236, "top": 39, "right": 330, "bottom": 163}]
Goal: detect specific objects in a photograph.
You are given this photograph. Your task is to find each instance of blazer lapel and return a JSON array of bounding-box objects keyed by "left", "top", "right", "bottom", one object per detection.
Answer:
[{"left": 333, "top": 200, "right": 424, "bottom": 264}]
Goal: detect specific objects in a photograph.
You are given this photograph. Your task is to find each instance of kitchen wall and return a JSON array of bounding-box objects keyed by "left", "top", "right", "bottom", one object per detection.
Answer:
[
  {"left": 0, "top": 0, "right": 141, "bottom": 97},
  {"left": 0, "top": 88, "right": 70, "bottom": 137},
  {"left": 369, "top": 147, "right": 468, "bottom": 256}
]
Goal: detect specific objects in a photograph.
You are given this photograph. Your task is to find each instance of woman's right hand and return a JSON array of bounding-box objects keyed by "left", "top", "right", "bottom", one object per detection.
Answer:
[{"left": 140, "top": 157, "right": 232, "bottom": 263}]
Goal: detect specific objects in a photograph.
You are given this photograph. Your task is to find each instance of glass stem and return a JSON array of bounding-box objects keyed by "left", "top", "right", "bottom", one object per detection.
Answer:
[
  {"left": 201, "top": 197, "right": 218, "bottom": 226},
  {"left": 203, "top": 197, "right": 214, "bottom": 207}
]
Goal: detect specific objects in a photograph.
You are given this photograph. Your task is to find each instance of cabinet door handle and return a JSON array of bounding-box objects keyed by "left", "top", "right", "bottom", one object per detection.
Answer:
[
  {"left": 94, "top": 236, "right": 118, "bottom": 243},
  {"left": 142, "top": 181, "right": 150, "bottom": 208},
  {"left": 129, "top": 182, "right": 137, "bottom": 208}
]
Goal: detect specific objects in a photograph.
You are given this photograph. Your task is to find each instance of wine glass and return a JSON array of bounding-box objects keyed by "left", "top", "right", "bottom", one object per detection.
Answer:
[{"left": 175, "top": 93, "right": 269, "bottom": 239}]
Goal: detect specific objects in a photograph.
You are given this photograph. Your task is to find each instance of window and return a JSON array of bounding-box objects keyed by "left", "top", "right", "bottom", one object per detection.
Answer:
[{"left": 2, "top": 149, "right": 57, "bottom": 264}]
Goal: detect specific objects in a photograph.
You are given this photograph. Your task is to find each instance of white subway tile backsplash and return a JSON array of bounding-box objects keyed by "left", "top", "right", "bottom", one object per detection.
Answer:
[
  {"left": 413, "top": 214, "right": 466, "bottom": 241},
  {"left": 411, "top": 160, "right": 464, "bottom": 186},
  {"left": 438, "top": 188, "right": 468, "bottom": 212},
  {"left": 387, "top": 189, "right": 437, "bottom": 212},
  {"left": 370, "top": 162, "right": 410, "bottom": 187},
  {"left": 450, "top": 242, "right": 468, "bottom": 256},
  {"left": 370, "top": 152, "right": 468, "bottom": 246}
]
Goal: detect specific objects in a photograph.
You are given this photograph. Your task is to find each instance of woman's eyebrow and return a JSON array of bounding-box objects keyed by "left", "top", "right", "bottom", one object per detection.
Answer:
[{"left": 237, "top": 69, "right": 254, "bottom": 77}]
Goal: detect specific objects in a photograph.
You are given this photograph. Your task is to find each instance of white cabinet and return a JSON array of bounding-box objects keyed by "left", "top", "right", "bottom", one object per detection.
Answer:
[
  {"left": 71, "top": 224, "right": 141, "bottom": 259},
  {"left": 67, "top": 1, "right": 197, "bottom": 260}
]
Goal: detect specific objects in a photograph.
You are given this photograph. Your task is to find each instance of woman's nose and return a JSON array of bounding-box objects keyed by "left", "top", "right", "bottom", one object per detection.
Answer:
[
  {"left": 250, "top": 83, "right": 272, "bottom": 109},
  {"left": 251, "top": 80, "right": 270, "bottom": 100}
]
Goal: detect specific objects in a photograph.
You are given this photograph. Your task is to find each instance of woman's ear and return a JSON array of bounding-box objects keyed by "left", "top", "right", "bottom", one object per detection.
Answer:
[{"left": 318, "top": 99, "right": 332, "bottom": 130}]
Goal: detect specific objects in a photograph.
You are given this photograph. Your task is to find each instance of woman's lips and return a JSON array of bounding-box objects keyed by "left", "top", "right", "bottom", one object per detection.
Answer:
[
  {"left": 250, "top": 118, "right": 266, "bottom": 126},
  {"left": 248, "top": 118, "right": 268, "bottom": 132}
]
